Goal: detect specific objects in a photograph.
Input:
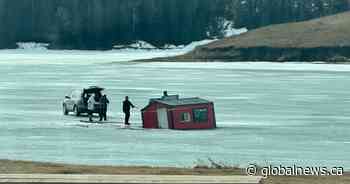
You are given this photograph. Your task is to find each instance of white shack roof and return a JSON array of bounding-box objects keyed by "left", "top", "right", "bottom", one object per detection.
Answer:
[{"left": 152, "top": 95, "right": 211, "bottom": 106}]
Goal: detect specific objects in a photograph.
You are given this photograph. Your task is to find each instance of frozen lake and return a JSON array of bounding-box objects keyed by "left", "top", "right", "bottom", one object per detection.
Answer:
[{"left": 0, "top": 49, "right": 350, "bottom": 169}]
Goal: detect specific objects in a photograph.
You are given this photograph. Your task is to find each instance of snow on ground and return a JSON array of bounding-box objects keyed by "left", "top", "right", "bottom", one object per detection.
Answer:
[
  {"left": 180, "top": 39, "right": 217, "bottom": 52},
  {"left": 114, "top": 41, "right": 157, "bottom": 50},
  {"left": 221, "top": 19, "right": 248, "bottom": 37},
  {"left": 6, "top": 28, "right": 249, "bottom": 65},
  {"left": 163, "top": 44, "right": 183, "bottom": 49},
  {"left": 16, "top": 42, "right": 50, "bottom": 50},
  {"left": 111, "top": 21, "right": 248, "bottom": 50},
  {"left": 0, "top": 39, "right": 217, "bottom": 65},
  {"left": 206, "top": 18, "right": 248, "bottom": 38}
]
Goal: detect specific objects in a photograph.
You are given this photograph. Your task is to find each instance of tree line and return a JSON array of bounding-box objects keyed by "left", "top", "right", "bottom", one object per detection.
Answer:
[
  {"left": 0, "top": 0, "right": 348, "bottom": 49},
  {"left": 224, "top": 0, "right": 349, "bottom": 28}
]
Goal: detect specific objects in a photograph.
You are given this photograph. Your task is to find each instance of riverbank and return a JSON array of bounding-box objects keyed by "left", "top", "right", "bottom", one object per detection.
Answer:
[
  {"left": 0, "top": 160, "right": 243, "bottom": 175},
  {"left": 137, "top": 11, "right": 350, "bottom": 63},
  {"left": 1, "top": 160, "right": 349, "bottom": 184}
]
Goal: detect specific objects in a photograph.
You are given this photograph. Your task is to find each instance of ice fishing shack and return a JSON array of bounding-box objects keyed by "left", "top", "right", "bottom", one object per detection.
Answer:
[{"left": 141, "top": 92, "right": 216, "bottom": 130}]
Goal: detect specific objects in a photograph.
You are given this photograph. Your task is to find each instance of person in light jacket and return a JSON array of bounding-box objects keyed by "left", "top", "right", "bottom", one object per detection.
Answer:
[{"left": 87, "top": 94, "right": 96, "bottom": 122}]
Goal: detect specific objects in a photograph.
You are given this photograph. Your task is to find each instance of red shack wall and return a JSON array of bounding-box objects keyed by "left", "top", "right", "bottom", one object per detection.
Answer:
[
  {"left": 170, "top": 103, "right": 215, "bottom": 130},
  {"left": 142, "top": 103, "right": 158, "bottom": 128}
]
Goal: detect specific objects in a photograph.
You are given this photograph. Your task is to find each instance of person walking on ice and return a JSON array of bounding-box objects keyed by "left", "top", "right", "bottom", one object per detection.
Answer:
[{"left": 123, "top": 96, "right": 135, "bottom": 126}]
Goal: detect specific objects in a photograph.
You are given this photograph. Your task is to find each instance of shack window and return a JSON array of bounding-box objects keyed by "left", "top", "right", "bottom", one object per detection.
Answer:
[
  {"left": 180, "top": 112, "right": 191, "bottom": 122},
  {"left": 193, "top": 108, "right": 208, "bottom": 122}
]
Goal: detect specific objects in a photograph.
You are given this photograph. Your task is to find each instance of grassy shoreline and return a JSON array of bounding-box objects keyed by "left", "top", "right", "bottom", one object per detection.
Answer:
[
  {"left": 0, "top": 159, "right": 244, "bottom": 175},
  {"left": 1, "top": 159, "right": 349, "bottom": 184}
]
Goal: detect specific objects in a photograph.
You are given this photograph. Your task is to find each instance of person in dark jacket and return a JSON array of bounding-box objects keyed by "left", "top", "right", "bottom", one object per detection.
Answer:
[
  {"left": 123, "top": 96, "right": 135, "bottom": 125},
  {"left": 99, "top": 94, "right": 109, "bottom": 121}
]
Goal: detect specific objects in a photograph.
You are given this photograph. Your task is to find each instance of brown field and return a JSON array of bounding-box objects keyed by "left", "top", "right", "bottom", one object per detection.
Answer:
[{"left": 204, "top": 12, "right": 350, "bottom": 49}]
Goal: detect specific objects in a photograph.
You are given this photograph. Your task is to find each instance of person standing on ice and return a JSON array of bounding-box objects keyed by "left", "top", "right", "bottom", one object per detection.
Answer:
[
  {"left": 162, "top": 91, "right": 168, "bottom": 98},
  {"left": 99, "top": 94, "right": 109, "bottom": 121},
  {"left": 123, "top": 96, "right": 135, "bottom": 126},
  {"left": 87, "top": 94, "right": 96, "bottom": 122}
]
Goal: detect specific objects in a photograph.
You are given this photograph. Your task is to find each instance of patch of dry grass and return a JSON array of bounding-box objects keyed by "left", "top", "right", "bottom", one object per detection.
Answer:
[
  {"left": 0, "top": 159, "right": 243, "bottom": 175},
  {"left": 1, "top": 159, "right": 349, "bottom": 184},
  {"left": 205, "top": 11, "right": 350, "bottom": 49}
]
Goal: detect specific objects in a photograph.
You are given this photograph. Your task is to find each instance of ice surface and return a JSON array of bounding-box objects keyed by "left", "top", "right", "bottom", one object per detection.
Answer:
[
  {"left": 0, "top": 51, "right": 350, "bottom": 169},
  {"left": 0, "top": 49, "right": 182, "bottom": 65}
]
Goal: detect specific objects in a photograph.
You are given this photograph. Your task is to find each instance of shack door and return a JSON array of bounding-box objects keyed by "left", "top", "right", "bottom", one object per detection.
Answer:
[{"left": 157, "top": 108, "right": 169, "bottom": 129}]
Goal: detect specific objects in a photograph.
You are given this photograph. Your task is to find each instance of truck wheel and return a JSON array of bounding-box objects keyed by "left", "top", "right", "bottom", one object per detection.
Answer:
[
  {"left": 63, "top": 104, "right": 68, "bottom": 115},
  {"left": 74, "top": 106, "right": 80, "bottom": 117}
]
